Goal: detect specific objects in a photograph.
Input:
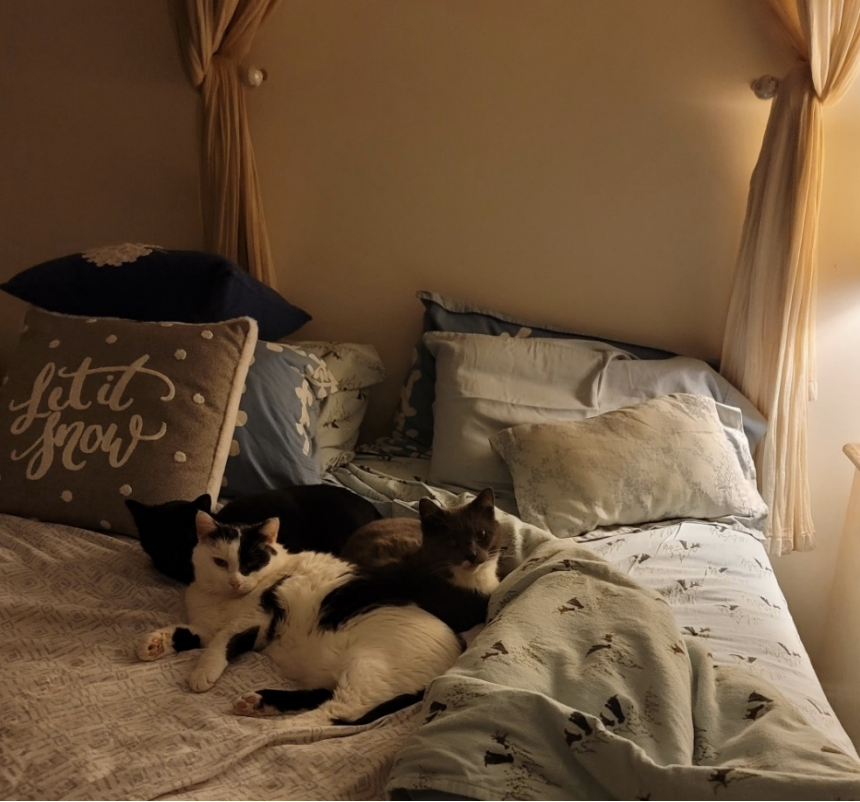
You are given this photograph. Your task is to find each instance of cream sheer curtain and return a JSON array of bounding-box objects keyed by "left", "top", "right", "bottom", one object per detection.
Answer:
[
  {"left": 175, "top": 0, "right": 280, "bottom": 289},
  {"left": 721, "top": 0, "right": 860, "bottom": 555}
]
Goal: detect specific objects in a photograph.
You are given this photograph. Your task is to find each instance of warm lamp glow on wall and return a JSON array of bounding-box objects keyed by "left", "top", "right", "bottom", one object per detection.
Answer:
[{"left": 820, "top": 444, "right": 860, "bottom": 747}]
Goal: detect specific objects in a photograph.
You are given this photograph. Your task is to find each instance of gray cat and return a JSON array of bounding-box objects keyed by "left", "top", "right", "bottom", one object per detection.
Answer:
[
  {"left": 338, "top": 488, "right": 501, "bottom": 640},
  {"left": 341, "top": 488, "right": 501, "bottom": 594}
]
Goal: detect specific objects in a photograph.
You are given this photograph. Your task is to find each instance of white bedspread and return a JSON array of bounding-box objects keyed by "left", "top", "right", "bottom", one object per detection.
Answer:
[{"left": 0, "top": 514, "right": 418, "bottom": 801}]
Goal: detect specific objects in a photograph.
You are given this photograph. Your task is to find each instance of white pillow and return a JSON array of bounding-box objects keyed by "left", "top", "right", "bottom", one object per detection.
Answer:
[
  {"left": 490, "top": 393, "right": 768, "bottom": 537},
  {"left": 424, "top": 331, "right": 766, "bottom": 495}
]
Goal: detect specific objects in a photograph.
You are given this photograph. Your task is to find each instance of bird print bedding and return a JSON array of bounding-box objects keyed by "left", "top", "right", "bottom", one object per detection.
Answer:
[
  {"left": 386, "top": 529, "right": 860, "bottom": 800},
  {"left": 332, "top": 458, "right": 860, "bottom": 800}
]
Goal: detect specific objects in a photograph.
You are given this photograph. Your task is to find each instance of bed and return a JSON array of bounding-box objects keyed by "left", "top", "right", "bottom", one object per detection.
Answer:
[{"left": 0, "top": 263, "right": 859, "bottom": 800}]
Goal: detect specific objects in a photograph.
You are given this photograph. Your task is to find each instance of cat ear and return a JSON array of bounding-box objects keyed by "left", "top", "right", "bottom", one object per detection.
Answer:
[
  {"left": 418, "top": 497, "right": 444, "bottom": 522},
  {"left": 124, "top": 499, "right": 149, "bottom": 532},
  {"left": 125, "top": 499, "right": 145, "bottom": 516},
  {"left": 193, "top": 494, "right": 212, "bottom": 512},
  {"left": 473, "top": 488, "right": 495, "bottom": 514},
  {"left": 195, "top": 510, "right": 218, "bottom": 542},
  {"left": 259, "top": 517, "right": 280, "bottom": 543}
]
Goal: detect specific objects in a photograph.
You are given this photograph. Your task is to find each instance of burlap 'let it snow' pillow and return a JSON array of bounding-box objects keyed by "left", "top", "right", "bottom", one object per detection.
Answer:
[{"left": 0, "top": 309, "right": 257, "bottom": 536}]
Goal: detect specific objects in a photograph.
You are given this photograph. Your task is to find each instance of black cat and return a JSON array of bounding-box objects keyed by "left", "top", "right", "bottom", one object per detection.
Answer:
[{"left": 126, "top": 484, "right": 382, "bottom": 584}]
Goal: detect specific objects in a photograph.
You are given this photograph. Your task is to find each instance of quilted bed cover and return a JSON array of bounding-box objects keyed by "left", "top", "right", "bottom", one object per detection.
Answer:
[{"left": 0, "top": 514, "right": 415, "bottom": 800}]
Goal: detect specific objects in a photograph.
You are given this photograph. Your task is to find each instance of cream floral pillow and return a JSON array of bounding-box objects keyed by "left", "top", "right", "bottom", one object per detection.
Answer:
[
  {"left": 0, "top": 309, "right": 257, "bottom": 536},
  {"left": 490, "top": 393, "right": 768, "bottom": 538},
  {"left": 291, "top": 341, "right": 386, "bottom": 471}
]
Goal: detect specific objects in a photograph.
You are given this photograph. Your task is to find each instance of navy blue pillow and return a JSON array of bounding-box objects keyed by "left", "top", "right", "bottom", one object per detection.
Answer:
[{"left": 0, "top": 243, "right": 310, "bottom": 341}]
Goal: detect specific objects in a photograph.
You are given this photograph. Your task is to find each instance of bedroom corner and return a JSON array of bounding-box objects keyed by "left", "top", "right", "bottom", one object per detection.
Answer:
[{"left": 3, "top": 0, "right": 860, "bottom": 765}]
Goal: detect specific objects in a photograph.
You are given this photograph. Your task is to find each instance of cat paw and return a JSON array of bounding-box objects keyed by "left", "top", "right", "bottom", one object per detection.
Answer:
[
  {"left": 138, "top": 629, "right": 171, "bottom": 661},
  {"left": 233, "top": 692, "right": 266, "bottom": 717},
  {"left": 188, "top": 663, "right": 223, "bottom": 693}
]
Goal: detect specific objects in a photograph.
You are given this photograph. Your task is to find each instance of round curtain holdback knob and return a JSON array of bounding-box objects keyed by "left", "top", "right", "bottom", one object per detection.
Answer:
[
  {"left": 751, "top": 75, "right": 779, "bottom": 100},
  {"left": 244, "top": 66, "right": 268, "bottom": 88}
]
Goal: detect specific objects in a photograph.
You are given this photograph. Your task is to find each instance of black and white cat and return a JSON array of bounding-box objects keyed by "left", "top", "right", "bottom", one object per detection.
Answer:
[{"left": 138, "top": 512, "right": 463, "bottom": 724}]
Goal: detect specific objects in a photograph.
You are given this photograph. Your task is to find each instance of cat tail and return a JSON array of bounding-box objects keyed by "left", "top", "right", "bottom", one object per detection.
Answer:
[
  {"left": 318, "top": 567, "right": 489, "bottom": 634},
  {"left": 234, "top": 688, "right": 425, "bottom": 724},
  {"left": 234, "top": 687, "right": 334, "bottom": 717},
  {"left": 331, "top": 691, "right": 425, "bottom": 726}
]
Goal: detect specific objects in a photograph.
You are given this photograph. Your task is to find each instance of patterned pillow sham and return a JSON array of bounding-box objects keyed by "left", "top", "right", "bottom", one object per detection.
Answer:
[
  {"left": 0, "top": 243, "right": 311, "bottom": 341},
  {"left": 392, "top": 290, "right": 679, "bottom": 450},
  {"left": 291, "top": 342, "right": 386, "bottom": 472},
  {"left": 0, "top": 309, "right": 257, "bottom": 536},
  {"left": 490, "top": 393, "right": 768, "bottom": 538},
  {"left": 220, "top": 341, "right": 338, "bottom": 497}
]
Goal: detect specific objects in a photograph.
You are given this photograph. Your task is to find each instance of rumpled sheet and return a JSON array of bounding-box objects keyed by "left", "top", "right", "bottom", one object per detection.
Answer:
[
  {"left": 329, "top": 458, "right": 860, "bottom": 800},
  {"left": 386, "top": 538, "right": 860, "bottom": 800}
]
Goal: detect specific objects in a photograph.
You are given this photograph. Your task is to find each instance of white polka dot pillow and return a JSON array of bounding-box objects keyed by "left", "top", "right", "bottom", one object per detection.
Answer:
[
  {"left": 220, "top": 341, "right": 338, "bottom": 497},
  {"left": 0, "top": 308, "right": 257, "bottom": 536}
]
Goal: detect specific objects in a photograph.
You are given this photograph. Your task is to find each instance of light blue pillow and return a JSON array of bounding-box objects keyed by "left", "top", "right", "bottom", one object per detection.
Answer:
[
  {"left": 424, "top": 331, "right": 768, "bottom": 495},
  {"left": 391, "top": 290, "right": 679, "bottom": 450},
  {"left": 221, "top": 342, "right": 338, "bottom": 497}
]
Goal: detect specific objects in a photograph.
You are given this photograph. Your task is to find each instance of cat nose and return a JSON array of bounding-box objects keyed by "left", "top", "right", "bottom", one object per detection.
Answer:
[
  {"left": 465, "top": 551, "right": 478, "bottom": 565},
  {"left": 229, "top": 577, "right": 242, "bottom": 589}
]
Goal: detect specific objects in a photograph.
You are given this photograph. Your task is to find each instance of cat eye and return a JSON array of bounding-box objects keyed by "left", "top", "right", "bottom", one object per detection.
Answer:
[{"left": 213, "top": 557, "right": 228, "bottom": 568}]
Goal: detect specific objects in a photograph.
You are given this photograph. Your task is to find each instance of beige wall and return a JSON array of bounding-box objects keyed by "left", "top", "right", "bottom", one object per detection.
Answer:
[
  {"left": 251, "top": 0, "right": 790, "bottom": 437},
  {"left": 3, "top": 1, "right": 860, "bottom": 736},
  {"left": 0, "top": 0, "right": 203, "bottom": 366}
]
